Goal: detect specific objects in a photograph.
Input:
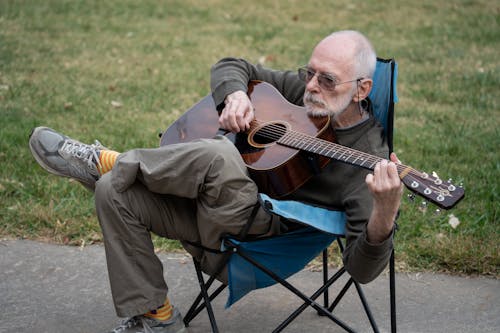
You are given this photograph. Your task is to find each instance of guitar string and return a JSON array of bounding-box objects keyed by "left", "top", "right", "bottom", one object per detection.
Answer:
[
  {"left": 250, "top": 120, "right": 380, "bottom": 164},
  {"left": 250, "top": 121, "right": 452, "bottom": 201},
  {"left": 249, "top": 119, "right": 425, "bottom": 179},
  {"left": 247, "top": 119, "right": 453, "bottom": 203},
  {"left": 250, "top": 119, "right": 384, "bottom": 167}
]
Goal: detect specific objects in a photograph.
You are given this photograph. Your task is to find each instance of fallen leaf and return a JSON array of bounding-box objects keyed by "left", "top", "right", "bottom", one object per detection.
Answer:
[
  {"left": 111, "top": 100, "right": 123, "bottom": 108},
  {"left": 448, "top": 214, "right": 460, "bottom": 229}
]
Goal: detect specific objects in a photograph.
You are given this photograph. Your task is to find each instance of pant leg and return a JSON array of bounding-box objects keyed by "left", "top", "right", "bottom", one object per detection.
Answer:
[
  {"left": 95, "top": 136, "right": 278, "bottom": 317},
  {"left": 95, "top": 173, "right": 198, "bottom": 317},
  {"left": 111, "top": 135, "right": 276, "bottom": 249}
]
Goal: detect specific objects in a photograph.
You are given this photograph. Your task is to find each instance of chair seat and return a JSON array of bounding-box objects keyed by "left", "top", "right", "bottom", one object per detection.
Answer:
[
  {"left": 224, "top": 194, "right": 347, "bottom": 307},
  {"left": 225, "top": 227, "right": 336, "bottom": 307},
  {"left": 258, "top": 193, "right": 346, "bottom": 235}
]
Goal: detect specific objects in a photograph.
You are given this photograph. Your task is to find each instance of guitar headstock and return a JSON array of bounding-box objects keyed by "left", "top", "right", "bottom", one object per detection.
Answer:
[{"left": 401, "top": 170, "right": 465, "bottom": 209}]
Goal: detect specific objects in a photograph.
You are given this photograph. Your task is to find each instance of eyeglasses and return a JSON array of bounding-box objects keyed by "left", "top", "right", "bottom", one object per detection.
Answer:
[{"left": 297, "top": 67, "right": 362, "bottom": 91}]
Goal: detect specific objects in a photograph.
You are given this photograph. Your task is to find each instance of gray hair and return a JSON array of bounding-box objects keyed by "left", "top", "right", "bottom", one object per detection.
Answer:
[{"left": 329, "top": 30, "right": 377, "bottom": 79}]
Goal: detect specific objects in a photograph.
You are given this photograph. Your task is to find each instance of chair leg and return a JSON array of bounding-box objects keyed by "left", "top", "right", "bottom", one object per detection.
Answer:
[
  {"left": 390, "top": 249, "right": 397, "bottom": 333},
  {"left": 322, "top": 248, "right": 329, "bottom": 308},
  {"left": 330, "top": 237, "right": 382, "bottom": 333},
  {"left": 279, "top": 266, "right": 348, "bottom": 331},
  {"left": 352, "top": 280, "right": 380, "bottom": 333},
  {"left": 184, "top": 282, "right": 226, "bottom": 326},
  {"left": 327, "top": 278, "right": 353, "bottom": 312},
  {"left": 190, "top": 260, "right": 220, "bottom": 333},
  {"left": 184, "top": 273, "right": 216, "bottom": 324}
]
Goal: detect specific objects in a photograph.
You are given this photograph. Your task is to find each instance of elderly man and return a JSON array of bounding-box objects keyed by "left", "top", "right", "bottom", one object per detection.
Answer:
[{"left": 29, "top": 30, "right": 402, "bottom": 333}]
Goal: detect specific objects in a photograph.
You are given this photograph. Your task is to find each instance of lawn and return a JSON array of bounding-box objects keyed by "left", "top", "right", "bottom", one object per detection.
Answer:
[{"left": 0, "top": 0, "right": 498, "bottom": 276}]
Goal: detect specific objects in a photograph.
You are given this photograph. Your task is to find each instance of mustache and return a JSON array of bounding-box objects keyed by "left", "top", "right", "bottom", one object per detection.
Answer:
[{"left": 303, "top": 92, "right": 326, "bottom": 108}]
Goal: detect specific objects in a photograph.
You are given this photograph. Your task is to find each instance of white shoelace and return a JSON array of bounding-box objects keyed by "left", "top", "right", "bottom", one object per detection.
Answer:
[{"left": 59, "top": 139, "right": 103, "bottom": 175}]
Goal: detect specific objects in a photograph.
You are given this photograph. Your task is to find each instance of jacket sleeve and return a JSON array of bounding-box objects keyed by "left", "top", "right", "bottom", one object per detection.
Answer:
[
  {"left": 210, "top": 57, "right": 305, "bottom": 110},
  {"left": 341, "top": 179, "right": 395, "bottom": 284},
  {"left": 340, "top": 124, "right": 394, "bottom": 284}
]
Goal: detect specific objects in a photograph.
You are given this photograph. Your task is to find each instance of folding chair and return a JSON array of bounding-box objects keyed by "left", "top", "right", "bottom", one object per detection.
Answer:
[{"left": 178, "top": 58, "right": 399, "bottom": 333}]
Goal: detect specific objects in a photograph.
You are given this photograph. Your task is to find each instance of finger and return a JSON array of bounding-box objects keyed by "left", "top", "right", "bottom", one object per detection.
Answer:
[
  {"left": 243, "top": 106, "right": 255, "bottom": 130},
  {"left": 387, "top": 161, "right": 401, "bottom": 184},
  {"left": 365, "top": 173, "right": 374, "bottom": 189},
  {"left": 218, "top": 110, "right": 227, "bottom": 129},
  {"left": 390, "top": 152, "right": 401, "bottom": 164},
  {"left": 231, "top": 99, "right": 248, "bottom": 132},
  {"left": 234, "top": 102, "right": 249, "bottom": 131},
  {"left": 375, "top": 159, "right": 388, "bottom": 184},
  {"left": 219, "top": 105, "right": 240, "bottom": 132},
  {"left": 228, "top": 111, "right": 241, "bottom": 132},
  {"left": 231, "top": 99, "right": 253, "bottom": 131}
]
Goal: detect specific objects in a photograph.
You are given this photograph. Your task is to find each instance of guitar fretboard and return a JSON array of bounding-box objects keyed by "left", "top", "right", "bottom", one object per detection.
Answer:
[
  {"left": 278, "top": 130, "right": 384, "bottom": 171},
  {"left": 251, "top": 119, "right": 418, "bottom": 179}
]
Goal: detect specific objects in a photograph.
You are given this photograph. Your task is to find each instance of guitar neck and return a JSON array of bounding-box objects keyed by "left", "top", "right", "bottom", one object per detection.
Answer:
[
  {"left": 276, "top": 129, "right": 464, "bottom": 210},
  {"left": 278, "top": 130, "right": 404, "bottom": 173}
]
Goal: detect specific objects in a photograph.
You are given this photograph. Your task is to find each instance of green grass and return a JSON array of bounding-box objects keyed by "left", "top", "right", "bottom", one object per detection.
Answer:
[{"left": 0, "top": 0, "right": 498, "bottom": 276}]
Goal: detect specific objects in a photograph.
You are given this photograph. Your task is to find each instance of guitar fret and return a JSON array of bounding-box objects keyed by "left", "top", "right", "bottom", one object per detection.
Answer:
[
  {"left": 318, "top": 145, "right": 328, "bottom": 156},
  {"left": 304, "top": 140, "right": 315, "bottom": 151},
  {"left": 281, "top": 132, "right": 380, "bottom": 171},
  {"left": 328, "top": 148, "right": 338, "bottom": 159},
  {"left": 338, "top": 150, "right": 347, "bottom": 161},
  {"left": 311, "top": 142, "right": 322, "bottom": 153}
]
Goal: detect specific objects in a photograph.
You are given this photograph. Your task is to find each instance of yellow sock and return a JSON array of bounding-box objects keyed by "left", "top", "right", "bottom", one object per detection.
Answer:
[
  {"left": 144, "top": 298, "right": 173, "bottom": 322},
  {"left": 98, "top": 150, "right": 120, "bottom": 175}
]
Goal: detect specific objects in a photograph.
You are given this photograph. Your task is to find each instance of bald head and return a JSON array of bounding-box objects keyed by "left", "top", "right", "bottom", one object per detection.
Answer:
[{"left": 311, "top": 30, "right": 376, "bottom": 79}]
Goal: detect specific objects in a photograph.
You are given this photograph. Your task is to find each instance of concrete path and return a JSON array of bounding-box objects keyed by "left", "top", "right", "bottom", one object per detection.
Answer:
[{"left": 0, "top": 240, "right": 498, "bottom": 333}]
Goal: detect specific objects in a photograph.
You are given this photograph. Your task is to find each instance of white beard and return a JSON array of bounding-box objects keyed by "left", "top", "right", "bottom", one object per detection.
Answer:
[{"left": 303, "top": 87, "right": 355, "bottom": 118}]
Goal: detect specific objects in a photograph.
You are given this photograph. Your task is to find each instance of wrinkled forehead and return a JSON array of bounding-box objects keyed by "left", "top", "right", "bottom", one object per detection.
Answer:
[{"left": 308, "top": 36, "right": 356, "bottom": 79}]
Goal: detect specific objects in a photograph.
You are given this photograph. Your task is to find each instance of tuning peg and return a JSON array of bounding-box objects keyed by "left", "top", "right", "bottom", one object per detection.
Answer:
[
  {"left": 407, "top": 193, "right": 416, "bottom": 202},
  {"left": 434, "top": 208, "right": 442, "bottom": 215}
]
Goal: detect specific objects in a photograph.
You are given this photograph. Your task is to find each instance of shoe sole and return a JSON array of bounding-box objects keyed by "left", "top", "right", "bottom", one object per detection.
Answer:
[{"left": 29, "top": 127, "right": 95, "bottom": 191}]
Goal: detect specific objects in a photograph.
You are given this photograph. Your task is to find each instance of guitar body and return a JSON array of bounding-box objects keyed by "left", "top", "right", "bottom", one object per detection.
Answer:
[{"left": 160, "top": 81, "right": 333, "bottom": 198}]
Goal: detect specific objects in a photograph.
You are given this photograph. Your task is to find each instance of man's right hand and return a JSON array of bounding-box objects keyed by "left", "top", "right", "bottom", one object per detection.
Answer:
[{"left": 218, "top": 90, "right": 255, "bottom": 133}]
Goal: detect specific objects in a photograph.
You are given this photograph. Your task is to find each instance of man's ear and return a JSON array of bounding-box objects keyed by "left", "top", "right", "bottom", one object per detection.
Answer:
[{"left": 353, "top": 78, "right": 373, "bottom": 102}]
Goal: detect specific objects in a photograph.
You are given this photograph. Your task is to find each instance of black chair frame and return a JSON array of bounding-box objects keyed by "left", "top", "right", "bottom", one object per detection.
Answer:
[{"left": 183, "top": 223, "right": 397, "bottom": 333}]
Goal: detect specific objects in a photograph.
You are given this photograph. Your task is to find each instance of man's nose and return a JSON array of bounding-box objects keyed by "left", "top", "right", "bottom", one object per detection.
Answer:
[{"left": 305, "top": 73, "right": 321, "bottom": 93}]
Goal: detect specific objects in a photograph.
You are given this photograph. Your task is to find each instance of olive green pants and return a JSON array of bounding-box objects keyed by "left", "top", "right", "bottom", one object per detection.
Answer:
[{"left": 94, "top": 136, "right": 278, "bottom": 317}]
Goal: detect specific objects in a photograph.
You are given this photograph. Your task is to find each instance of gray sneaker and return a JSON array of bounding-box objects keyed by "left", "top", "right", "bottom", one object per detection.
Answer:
[
  {"left": 29, "top": 126, "right": 104, "bottom": 190},
  {"left": 109, "top": 307, "right": 188, "bottom": 333}
]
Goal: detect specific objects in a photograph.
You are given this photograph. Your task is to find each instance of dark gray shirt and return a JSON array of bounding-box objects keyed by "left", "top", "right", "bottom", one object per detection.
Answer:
[{"left": 210, "top": 57, "right": 393, "bottom": 283}]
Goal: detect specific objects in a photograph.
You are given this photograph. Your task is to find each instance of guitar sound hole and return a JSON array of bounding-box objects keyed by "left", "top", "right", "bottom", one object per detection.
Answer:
[{"left": 253, "top": 122, "right": 287, "bottom": 145}]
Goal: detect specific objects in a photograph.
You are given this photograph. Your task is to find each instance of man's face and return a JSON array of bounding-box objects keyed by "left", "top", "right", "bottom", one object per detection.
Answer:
[
  {"left": 302, "top": 37, "right": 357, "bottom": 118},
  {"left": 303, "top": 78, "right": 356, "bottom": 117}
]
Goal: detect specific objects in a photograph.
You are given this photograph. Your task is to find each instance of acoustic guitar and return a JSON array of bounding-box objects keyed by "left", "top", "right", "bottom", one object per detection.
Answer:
[{"left": 160, "top": 81, "right": 464, "bottom": 209}]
